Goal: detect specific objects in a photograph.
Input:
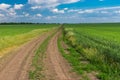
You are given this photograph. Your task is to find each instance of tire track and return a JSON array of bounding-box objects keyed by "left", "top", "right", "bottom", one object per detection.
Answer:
[
  {"left": 44, "top": 30, "right": 79, "bottom": 80},
  {"left": 0, "top": 31, "right": 52, "bottom": 80}
]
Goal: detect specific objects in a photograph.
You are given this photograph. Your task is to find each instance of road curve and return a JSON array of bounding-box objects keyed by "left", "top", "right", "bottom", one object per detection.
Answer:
[{"left": 0, "top": 31, "right": 51, "bottom": 80}]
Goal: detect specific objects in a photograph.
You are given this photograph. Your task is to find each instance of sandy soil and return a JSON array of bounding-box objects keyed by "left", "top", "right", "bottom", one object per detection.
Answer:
[{"left": 0, "top": 32, "right": 50, "bottom": 80}]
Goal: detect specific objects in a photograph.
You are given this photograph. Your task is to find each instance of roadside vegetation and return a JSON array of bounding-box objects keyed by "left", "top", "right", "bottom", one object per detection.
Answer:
[
  {"left": 61, "top": 24, "right": 120, "bottom": 80},
  {"left": 58, "top": 31, "right": 98, "bottom": 80}
]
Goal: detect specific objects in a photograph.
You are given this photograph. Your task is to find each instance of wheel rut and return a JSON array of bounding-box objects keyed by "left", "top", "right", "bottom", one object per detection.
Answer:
[
  {"left": 44, "top": 30, "right": 80, "bottom": 80},
  {"left": 0, "top": 32, "right": 51, "bottom": 80}
]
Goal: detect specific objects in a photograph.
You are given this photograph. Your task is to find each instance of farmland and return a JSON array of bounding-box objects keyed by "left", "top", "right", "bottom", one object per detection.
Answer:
[
  {"left": 62, "top": 23, "right": 120, "bottom": 80},
  {"left": 0, "top": 23, "right": 120, "bottom": 80},
  {"left": 0, "top": 24, "right": 57, "bottom": 57}
]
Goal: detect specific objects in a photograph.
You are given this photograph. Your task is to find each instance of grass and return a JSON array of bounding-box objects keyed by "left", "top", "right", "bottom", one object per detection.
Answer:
[
  {"left": 29, "top": 28, "right": 58, "bottom": 80},
  {"left": 58, "top": 31, "right": 98, "bottom": 80},
  {"left": 0, "top": 24, "right": 57, "bottom": 36},
  {"left": 63, "top": 23, "right": 120, "bottom": 80},
  {"left": 0, "top": 24, "right": 58, "bottom": 57},
  {"left": 29, "top": 35, "right": 50, "bottom": 80}
]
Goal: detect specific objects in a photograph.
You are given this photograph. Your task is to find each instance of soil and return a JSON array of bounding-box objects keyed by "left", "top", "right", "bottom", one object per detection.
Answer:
[
  {"left": 43, "top": 30, "right": 81, "bottom": 80},
  {"left": 0, "top": 29, "right": 81, "bottom": 80},
  {"left": 0, "top": 32, "right": 51, "bottom": 80}
]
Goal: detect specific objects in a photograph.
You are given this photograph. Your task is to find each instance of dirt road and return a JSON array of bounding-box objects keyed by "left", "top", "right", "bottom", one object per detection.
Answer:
[
  {"left": 0, "top": 32, "right": 51, "bottom": 80},
  {"left": 44, "top": 30, "right": 80, "bottom": 80},
  {"left": 0, "top": 28, "right": 80, "bottom": 80}
]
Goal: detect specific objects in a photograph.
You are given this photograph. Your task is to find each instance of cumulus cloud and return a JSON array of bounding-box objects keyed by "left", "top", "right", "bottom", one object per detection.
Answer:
[
  {"left": 14, "top": 4, "right": 24, "bottom": 9},
  {"left": 64, "top": 8, "right": 68, "bottom": 10},
  {"left": 31, "top": 6, "right": 41, "bottom": 9},
  {"left": 68, "top": 9, "right": 80, "bottom": 12},
  {"left": 78, "top": 10, "right": 94, "bottom": 14},
  {"left": 0, "top": 3, "right": 24, "bottom": 17},
  {"left": 45, "top": 16, "right": 57, "bottom": 20},
  {"left": 36, "top": 14, "right": 42, "bottom": 17},
  {"left": 8, "top": 8, "right": 16, "bottom": 16},
  {"left": 23, "top": 12, "right": 30, "bottom": 17},
  {"left": 0, "top": 14, "right": 4, "bottom": 17},
  {"left": 114, "top": 10, "right": 120, "bottom": 14},
  {"left": 0, "top": 4, "right": 16, "bottom": 16},
  {"left": 0, "top": 3, "right": 11, "bottom": 10},
  {"left": 28, "top": 0, "right": 80, "bottom": 8},
  {"left": 25, "top": 13, "right": 29, "bottom": 17},
  {"left": 52, "top": 8, "right": 65, "bottom": 13},
  {"left": 100, "top": 11, "right": 108, "bottom": 14}
]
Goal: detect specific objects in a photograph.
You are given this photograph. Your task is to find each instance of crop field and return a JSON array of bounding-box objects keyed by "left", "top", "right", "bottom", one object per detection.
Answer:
[
  {"left": 0, "top": 24, "right": 57, "bottom": 57},
  {"left": 63, "top": 23, "right": 120, "bottom": 80},
  {"left": 0, "top": 23, "right": 120, "bottom": 80}
]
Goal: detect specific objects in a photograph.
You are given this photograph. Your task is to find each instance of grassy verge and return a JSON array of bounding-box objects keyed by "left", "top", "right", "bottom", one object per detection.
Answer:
[
  {"left": 58, "top": 33, "right": 99, "bottom": 80},
  {"left": 63, "top": 27, "right": 120, "bottom": 80}
]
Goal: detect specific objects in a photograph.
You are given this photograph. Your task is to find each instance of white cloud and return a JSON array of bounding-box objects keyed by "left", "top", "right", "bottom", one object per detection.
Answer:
[
  {"left": 63, "top": 0, "right": 80, "bottom": 4},
  {"left": 0, "top": 4, "right": 17, "bottom": 18},
  {"left": 28, "top": 0, "right": 80, "bottom": 8},
  {"left": 79, "top": 10, "right": 94, "bottom": 14},
  {"left": 45, "top": 16, "right": 57, "bottom": 20},
  {"left": 25, "top": 13, "right": 29, "bottom": 17},
  {"left": 78, "top": 11, "right": 84, "bottom": 14},
  {"left": 100, "top": 11, "right": 108, "bottom": 14},
  {"left": 5, "top": 8, "right": 17, "bottom": 16},
  {"left": 114, "top": 10, "right": 120, "bottom": 14},
  {"left": 67, "top": 6, "right": 120, "bottom": 14},
  {"left": 67, "top": 9, "right": 81, "bottom": 13},
  {"left": 36, "top": 14, "right": 42, "bottom": 17},
  {"left": 0, "top": 3, "right": 11, "bottom": 10},
  {"left": 90, "top": 6, "right": 120, "bottom": 11},
  {"left": 0, "top": 3, "right": 21, "bottom": 17},
  {"left": 31, "top": 6, "right": 41, "bottom": 9},
  {"left": 23, "top": 12, "right": 29, "bottom": 17},
  {"left": 0, "top": 14, "right": 4, "bottom": 17},
  {"left": 9, "top": 12, "right": 16, "bottom": 16},
  {"left": 0, "top": 3, "right": 23, "bottom": 17},
  {"left": 14, "top": 4, "right": 24, "bottom": 9},
  {"left": 64, "top": 8, "right": 68, "bottom": 10},
  {"left": 52, "top": 8, "right": 65, "bottom": 13}
]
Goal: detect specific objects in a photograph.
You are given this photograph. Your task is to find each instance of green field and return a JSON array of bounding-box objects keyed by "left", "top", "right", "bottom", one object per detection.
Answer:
[
  {"left": 0, "top": 24, "right": 57, "bottom": 57},
  {"left": 0, "top": 24, "right": 57, "bottom": 36},
  {"left": 63, "top": 23, "right": 120, "bottom": 80},
  {"left": 1, "top": 23, "right": 120, "bottom": 80}
]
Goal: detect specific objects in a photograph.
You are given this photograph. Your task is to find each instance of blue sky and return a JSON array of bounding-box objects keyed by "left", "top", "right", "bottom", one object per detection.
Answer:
[{"left": 0, "top": 0, "right": 120, "bottom": 23}]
